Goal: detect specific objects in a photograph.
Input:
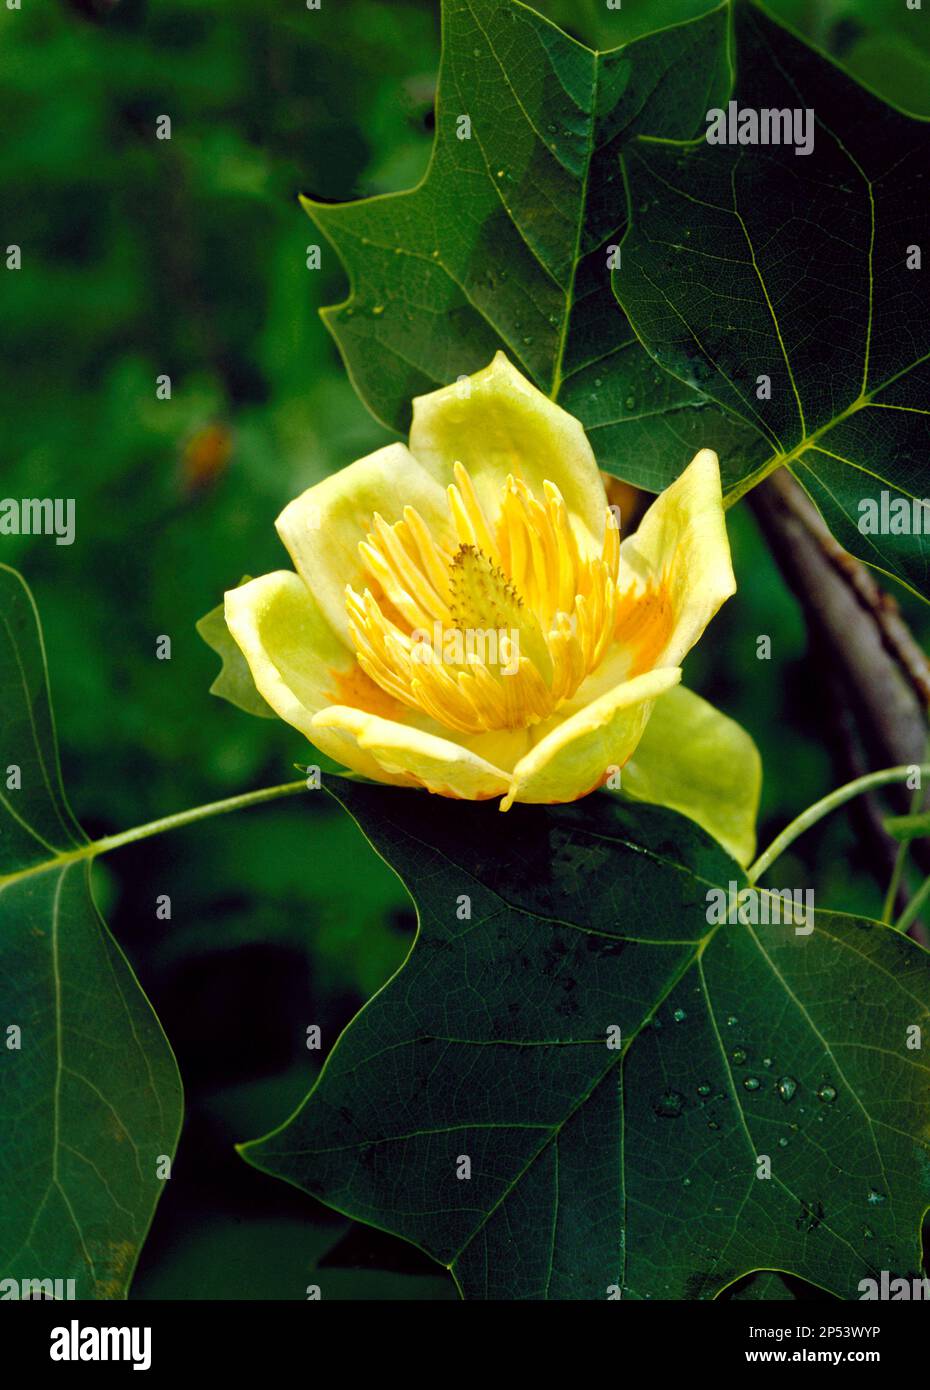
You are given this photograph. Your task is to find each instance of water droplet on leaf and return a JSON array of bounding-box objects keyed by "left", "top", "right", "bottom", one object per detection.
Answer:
[{"left": 654, "top": 1090, "right": 684, "bottom": 1119}]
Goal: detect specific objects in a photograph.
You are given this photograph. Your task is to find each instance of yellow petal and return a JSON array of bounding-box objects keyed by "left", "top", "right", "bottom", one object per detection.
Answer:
[
  {"left": 503, "top": 666, "right": 682, "bottom": 810},
  {"left": 619, "top": 448, "right": 735, "bottom": 667},
  {"left": 224, "top": 571, "right": 412, "bottom": 785},
  {"left": 313, "top": 706, "right": 513, "bottom": 800},
  {"left": 276, "top": 442, "right": 451, "bottom": 644},
  {"left": 409, "top": 352, "right": 608, "bottom": 556},
  {"left": 620, "top": 685, "right": 761, "bottom": 866}
]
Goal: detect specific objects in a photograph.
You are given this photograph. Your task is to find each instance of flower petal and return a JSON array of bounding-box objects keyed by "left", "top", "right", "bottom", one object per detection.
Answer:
[
  {"left": 621, "top": 685, "right": 761, "bottom": 866},
  {"left": 224, "top": 571, "right": 411, "bottom": 784},
  {"left": 504, "top": 666, "right": 682, "bottom": 810},
  {"left": 619, "top": 448, "right": 735, "bottom": 667},
  {"left": 313, "top": 706, "right": 513, "bottom": 800},
  {"left": 409, "top": 351, "right": 608, "bottom": 554},
  {"left": 275, "top": 442, "right": 451, "bottom": 644}
]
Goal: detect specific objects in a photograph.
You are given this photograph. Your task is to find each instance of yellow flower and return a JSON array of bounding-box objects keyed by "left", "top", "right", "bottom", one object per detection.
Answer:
[{"left": 225, "top": 354, "right": 760, "bottom": 862}]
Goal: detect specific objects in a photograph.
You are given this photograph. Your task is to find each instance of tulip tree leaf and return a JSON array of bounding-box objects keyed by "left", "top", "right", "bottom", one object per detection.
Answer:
[
  {"left": 243, "top": 778, "right": 930, "bottom": 1301},
  {"left": 615, "top": 2, "right": 930, "bottom": 600},
  {"left": 0, "top": 564, "right": 183, "bottom": 1299},
  {"left": 730, "top": 1270, "right": 801, "bottom": 1301},
  {"left": 306, "top": 0, "right": 767, "bottom": 493}
]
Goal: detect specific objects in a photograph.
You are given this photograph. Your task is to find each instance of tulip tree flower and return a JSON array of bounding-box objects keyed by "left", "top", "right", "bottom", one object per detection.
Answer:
[{"left": 226, "top": 354, "right": 760, "bottom": 863}]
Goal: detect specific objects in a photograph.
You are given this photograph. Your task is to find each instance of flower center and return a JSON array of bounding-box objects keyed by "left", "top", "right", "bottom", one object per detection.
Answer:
[{"left": 345, "top": 463, "right": 621, "bottom": 734}]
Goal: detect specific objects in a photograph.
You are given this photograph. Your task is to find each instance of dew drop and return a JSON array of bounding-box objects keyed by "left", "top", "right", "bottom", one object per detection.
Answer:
[
  {"left": 696, "top": 1082, "right": 712, "bottom": 1097},
  {"left": 731, "top": 1048, "right": 747, "bottom": 1065},
  {"left": 654, "top": 1090, "right": 684, "bottom": 1119},
  {"left": 726, "top": 1015, "right": 738, "bottom": 1028},
  {"left": 673, "top": 1008, "right": 687, "bottom": 1023},
  {"left": 776, "top": 1075, "right": 798, "bottom": 1103},
  {"left": 743, "top": 1076, "right": 761, "bottom": 1092},
  {"left": 817, "top": 1084, "right": 837, "bottom": 1104},
  {"left": 778, "top": 1137, "right": 789, "bottom": 1148},
  {"left": 867, "top": 1188, "right": 886, "bottom": 1206}
]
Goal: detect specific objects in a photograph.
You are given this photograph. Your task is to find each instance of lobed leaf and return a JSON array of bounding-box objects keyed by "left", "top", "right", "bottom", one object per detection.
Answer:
[
  {"left": 0, "top": 565, "right": 183, "bottom": 1299},
  {"left": 243, "top": 777, "right": 930, "bottom": 1300}
]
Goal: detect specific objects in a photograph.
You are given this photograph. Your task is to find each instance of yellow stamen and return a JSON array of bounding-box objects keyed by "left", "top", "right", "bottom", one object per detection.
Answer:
[{"left": 344, "top": 464, "right": 662, "bottom": 734}]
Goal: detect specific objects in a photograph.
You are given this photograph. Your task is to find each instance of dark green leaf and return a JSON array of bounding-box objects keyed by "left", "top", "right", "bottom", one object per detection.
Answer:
[
  {"left": 243, "top": 778, "right": 930, "bottom": 1300},
  {"left": 616, "top": 2, "right": 930, "bottom": 599},
  {"left": 306, "top": 0, "right": 762, "bottom": 492},
  {"left": 0, "top": 565, "right": 183, "bottom": 1299},
  {"left": 729, "top": 1270, "right": 800, "bottom": 1300}
]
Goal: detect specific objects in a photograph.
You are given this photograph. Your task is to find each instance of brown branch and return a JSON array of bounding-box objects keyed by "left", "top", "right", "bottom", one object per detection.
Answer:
[
  {"left": 749, "top": 469, "right": 930, "bottom": 943},
  {"left": 776, "top": 475, "right": 930, "bottom": 707}
]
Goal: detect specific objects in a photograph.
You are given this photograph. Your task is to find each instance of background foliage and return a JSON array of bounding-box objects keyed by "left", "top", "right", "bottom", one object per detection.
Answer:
[{"left": 2, "top": 0, "right": 928, "bottom": 1299}]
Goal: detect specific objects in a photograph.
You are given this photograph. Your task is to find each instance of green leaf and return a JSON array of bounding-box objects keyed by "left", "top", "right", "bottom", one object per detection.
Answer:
[
  {"left": 243, "top": 779, "right": 930, "bottom": 1300},
  {"left": 197, "top": 580, "right": 276, "bottom": 720},
  {"left": 0, "top": 565, "right": 183, "bottom": 1299},
  {"left": 883, "top": 812, "right": 930, "bottom": 843},
  {"left": 615, "top": 2, "right": 930, "bottom": 599},
  {"left": 729, "top": 1270, "right": 801, "bottom": 1300},
  {"left": 306, "top": 0, "right": 762, "bottom": 492}
]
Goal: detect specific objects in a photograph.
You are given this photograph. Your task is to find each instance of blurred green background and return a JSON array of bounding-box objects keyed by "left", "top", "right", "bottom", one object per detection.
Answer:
[{"left": 1, "top": 0, "right": 928, "bottom": 1300}]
